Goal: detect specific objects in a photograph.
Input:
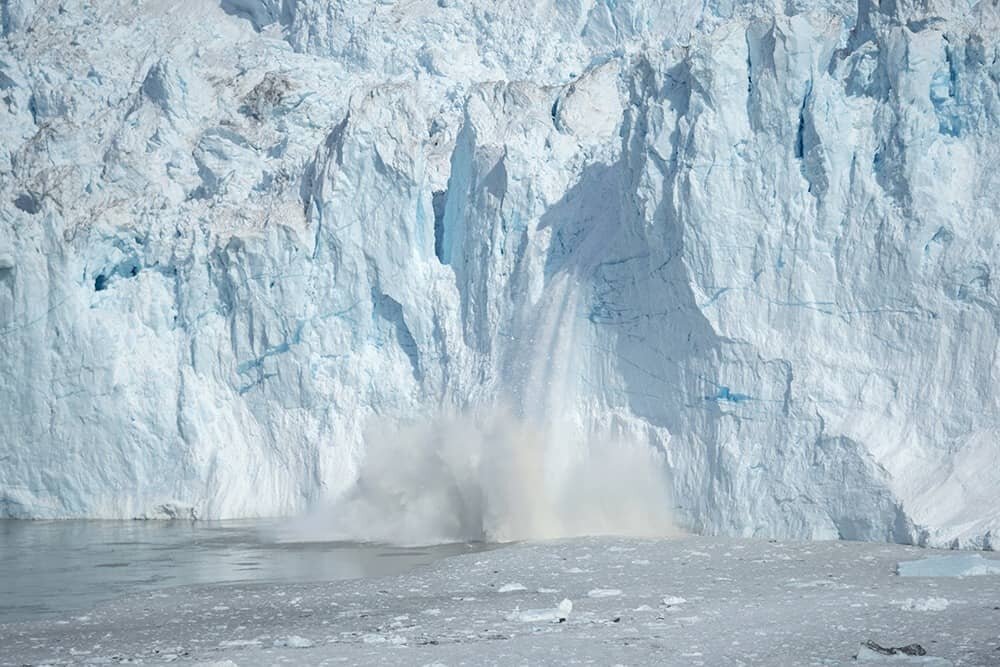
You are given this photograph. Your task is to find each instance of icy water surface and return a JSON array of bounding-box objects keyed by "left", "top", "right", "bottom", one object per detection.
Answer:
[
  {"left": 4, "top": 536, "right": 1000, "bottom": 665},
  {"left": 3, "top": 535, "right": 1000, "bottom": 665},
  {"left": 0, "top": 520, "right": 485, "bottom": 624}
]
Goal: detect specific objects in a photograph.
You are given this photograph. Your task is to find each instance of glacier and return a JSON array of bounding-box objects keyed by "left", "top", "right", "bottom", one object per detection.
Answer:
[{"left": 0, "top": 0, "right": 998, "bottom": 548}]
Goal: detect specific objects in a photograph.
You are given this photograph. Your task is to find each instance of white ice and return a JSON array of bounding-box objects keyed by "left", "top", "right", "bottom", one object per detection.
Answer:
[{"left": 1, "top": 0, "right": 999, "bottom": 550}]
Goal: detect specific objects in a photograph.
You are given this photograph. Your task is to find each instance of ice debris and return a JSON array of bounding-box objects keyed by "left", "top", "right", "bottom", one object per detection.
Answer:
[
  {"left": 272, "top": 635, "right": 314, "bottom": 648},
  {"left": 506, "top": 598, "right": 573, "bottom": 623}
]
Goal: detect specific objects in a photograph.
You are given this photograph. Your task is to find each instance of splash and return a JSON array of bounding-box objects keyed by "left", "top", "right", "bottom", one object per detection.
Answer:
[
  {"left": 281, "top": 268, "right": 677, "bottom": 546},
  {"left": 282, "top": 408, "right": 676, "bottom": 546}
]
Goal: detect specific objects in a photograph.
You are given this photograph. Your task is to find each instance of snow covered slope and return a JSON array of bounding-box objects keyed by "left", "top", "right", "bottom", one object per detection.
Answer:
[{"left": 1, "top": 0, "right": 998, "bottom": 547}]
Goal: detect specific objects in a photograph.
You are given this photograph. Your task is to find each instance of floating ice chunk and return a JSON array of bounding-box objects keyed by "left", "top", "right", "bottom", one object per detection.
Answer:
[
  {"left": 787, "top": 579, "right": 850, "bottom": 589},
  {"left": 891, "top": 598, "right": 951, "bottom": 611},
  {"left": 897, "top": 555, "right": 1000, "bottom": 578},
  {"left": 360, "top": 633, "right": 407, "bottom": 646},
  {"left": 498, "top": 583, "right": 527, "bottom": 592},
  {"left": 588, "top": 588, "right": 622, "bottom": 598},
  {"left": 272, "top": 635, "right": 314, "bottom": 648},
  {"left": 507, "top": 598, "right": 572, "bottom": 623},
  {"left": 662, "top": 595, "right": 687, "bottom": 606},
  {"left": 856, "top": 642, "right": 952, "bottom": 665}
]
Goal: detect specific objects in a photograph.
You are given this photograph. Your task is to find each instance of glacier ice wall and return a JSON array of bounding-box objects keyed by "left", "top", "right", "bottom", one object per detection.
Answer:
[{"left": 1, "top": 0, "right": 998, "bottom": 547}]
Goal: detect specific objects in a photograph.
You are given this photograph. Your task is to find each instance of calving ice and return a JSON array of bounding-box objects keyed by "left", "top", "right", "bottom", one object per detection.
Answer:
[{"left": 0, "top": 0, "right": 998, "bottom": 549}]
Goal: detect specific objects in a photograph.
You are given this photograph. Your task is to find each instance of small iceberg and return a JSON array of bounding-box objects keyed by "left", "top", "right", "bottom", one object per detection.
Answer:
[
  {"left": 896, "top": 554, "right": 1000, "bottom": 578},
  {"left": 506, "top": 598, "right": 573, "bottom": 623}
]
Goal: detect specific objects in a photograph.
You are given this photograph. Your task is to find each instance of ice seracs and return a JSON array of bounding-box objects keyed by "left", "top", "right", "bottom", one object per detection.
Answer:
[{"left": 0, "top": 0, "right": 998, "bottom": 548}]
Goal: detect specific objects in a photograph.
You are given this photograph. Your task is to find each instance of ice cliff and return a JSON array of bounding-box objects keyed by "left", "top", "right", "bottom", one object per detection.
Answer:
[{"left": 1, "top": 0, "right": 998, "bottom": 548}]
